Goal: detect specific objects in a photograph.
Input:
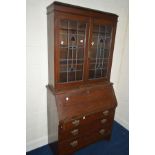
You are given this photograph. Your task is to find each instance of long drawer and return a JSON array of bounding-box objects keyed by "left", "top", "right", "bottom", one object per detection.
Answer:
[
  {"left": 59, "top": 108, "right": 115, "bottom": 131},
  {"left": 58, "top": 126, "right": 112, "bottom": 155}
]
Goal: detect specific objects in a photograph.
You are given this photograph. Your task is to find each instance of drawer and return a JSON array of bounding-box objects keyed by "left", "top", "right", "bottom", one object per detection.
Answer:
[
  {"left": 59, "top": 115, "right": 114, "bottom": 140},
  {"left": 59, "top": 108, "right": 115, "bottom": 131},
  {"left": 83, "top": 127, "right": 112, "bottom": 146},
  {"left": 58, "top": 137, "right": 83, "bottom": 155},
  {"left": 58, "top": 127, "right": 111, "bottom": 155}
]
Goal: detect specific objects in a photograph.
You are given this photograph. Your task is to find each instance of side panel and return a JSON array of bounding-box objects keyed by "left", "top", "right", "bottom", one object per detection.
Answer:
[
  {"left": 47, "top": 88, "right": 58, "bottom": 143},
  {"left": 47, "top": 12, "right": 55, "bottom": 86}
]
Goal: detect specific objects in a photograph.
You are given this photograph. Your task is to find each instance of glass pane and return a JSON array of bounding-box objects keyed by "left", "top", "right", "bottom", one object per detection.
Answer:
[
  {"left": 88, "top": 24, "right": 112, "bottom": 79},
  {"left": 59, "top": 19, "right": 86, "bottom": 83}
]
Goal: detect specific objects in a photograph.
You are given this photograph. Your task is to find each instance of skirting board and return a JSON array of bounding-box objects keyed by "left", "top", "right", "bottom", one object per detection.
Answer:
[
  {"left": 26, "top": 133, "right": 57, "bottom": 152},
  {"left": 114, "top": 115, "right": 129, "bottom": 130}
]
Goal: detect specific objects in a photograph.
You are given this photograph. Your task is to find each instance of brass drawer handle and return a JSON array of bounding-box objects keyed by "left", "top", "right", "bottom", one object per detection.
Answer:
[
  {"left": 72, "top": 120, "right": 80, "bottom": 126},
  {"left": 70, "top": 129, "right": 79, "bottom": 136},
  {"left": 100, "top": 118, "right": 107, "bottom": 124},
  {"left": 70, "top": 140, "right": 78, "bottom": 147},
  {"left": 99, "top": 129, "right": 105, "bottom": 135},
  {"left": 103, "top": 110, "right": 109, "bottom": 115}
]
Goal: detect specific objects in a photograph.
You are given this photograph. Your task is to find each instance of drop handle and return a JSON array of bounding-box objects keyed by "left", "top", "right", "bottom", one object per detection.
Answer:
[
  {"left": 70, "top": 129, "right": 79, "bottom": 136},
  {"left": 72, "top": 120, "right": 80, "bottom": 126},
  {"left": 100, "top": 119, "right": 107, "bottom": 124},
  {"left": 99, "top": 129, "right": 105, "bottom": 135},
  {"left": 103, "top": 110, "right": 109, "bottom": 115},
  {"left": 70, "top": 140, "right": 78, "bottom": 147}
]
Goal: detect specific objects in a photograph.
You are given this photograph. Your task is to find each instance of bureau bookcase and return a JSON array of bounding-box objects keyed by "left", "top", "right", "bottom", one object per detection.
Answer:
[{"left": 47, "top": 2, "right": 118, "bottom": 155}]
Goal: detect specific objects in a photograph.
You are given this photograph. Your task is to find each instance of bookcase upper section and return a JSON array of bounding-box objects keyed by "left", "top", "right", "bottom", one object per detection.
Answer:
[{"left": 47, "top": 2, "right": 118, "bottom": 90}]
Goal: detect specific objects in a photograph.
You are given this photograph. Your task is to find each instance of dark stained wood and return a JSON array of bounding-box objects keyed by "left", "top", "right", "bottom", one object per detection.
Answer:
[
  {"left": 48, "top": 81, "right": 112, "bottom": 93},
  {"left": 58, "top": 126, "right": 112, "bottom": 155},
  {"left": 59, "top": 108, "right": 114, "bottom": 130},
  {"left": 59, "top": 112, "right": 114, "bottom": 140},
  {"left": 55, "top": 84, "right": 117, "bottom": 122},
  {"left": 47, "top": 1, "right": 118, "bottom": 20},
  {"left": 47, "top": 2, "right": 118, "bottom": 155}
]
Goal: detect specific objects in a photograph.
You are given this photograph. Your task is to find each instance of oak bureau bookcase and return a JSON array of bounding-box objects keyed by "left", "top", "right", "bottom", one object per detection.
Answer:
[{"left": 47, "top": 2, "right": 118, "bottom": 155}]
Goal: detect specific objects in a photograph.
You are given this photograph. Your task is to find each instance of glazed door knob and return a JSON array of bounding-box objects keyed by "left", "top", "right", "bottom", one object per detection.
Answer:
[
  {"left": 91, "top": 41, "right": 94, "bottom": 46},
  {"left": 65, "top": 97, "right": 69, "bottom": 101}
]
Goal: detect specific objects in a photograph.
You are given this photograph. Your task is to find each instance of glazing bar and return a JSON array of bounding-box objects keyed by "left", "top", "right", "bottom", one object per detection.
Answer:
[
  {"left": 94, "top": 24, "right": 100, "bottom": 78},
  {"left": 67, "top": 20, "right": 69, "bottom": 82}
]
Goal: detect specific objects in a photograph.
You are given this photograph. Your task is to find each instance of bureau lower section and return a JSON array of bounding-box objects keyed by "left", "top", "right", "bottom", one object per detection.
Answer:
[
  {"left": 58, "top": 108, "right": 115, "bottom": 155},
  {"left": 47, "top": 83, "right": 117, "bottom": 155}
]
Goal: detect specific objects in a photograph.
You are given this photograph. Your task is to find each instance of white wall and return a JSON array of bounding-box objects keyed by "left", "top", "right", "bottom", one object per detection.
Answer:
[{"left": 26, "top": 0, "right": 129, "bottom": 152}]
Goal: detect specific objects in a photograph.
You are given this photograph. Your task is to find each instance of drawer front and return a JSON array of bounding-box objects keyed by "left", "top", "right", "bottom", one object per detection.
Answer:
[
  {"left": 59, "top": 108, "right": 115, "bottom": 131},
  {"left": 58, "top": 126, "right": 112, "bottom": 155},
  {"left": 59, "top": 114, "right": 114, "bottom": 140},
  {"left": 58, "top": 137, "right": 84, "bottom": 155},
  {"left": 82, "top": 127, "right": 112, "bottom": 148}
]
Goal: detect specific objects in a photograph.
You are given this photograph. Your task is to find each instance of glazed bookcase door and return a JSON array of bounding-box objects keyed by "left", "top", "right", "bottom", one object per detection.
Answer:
[
  {"left": 56, "top": 14, "right": 89, "bottom": 86},
  {"left": 88, "top": 19, "right": 116, "bottom": 81}
]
